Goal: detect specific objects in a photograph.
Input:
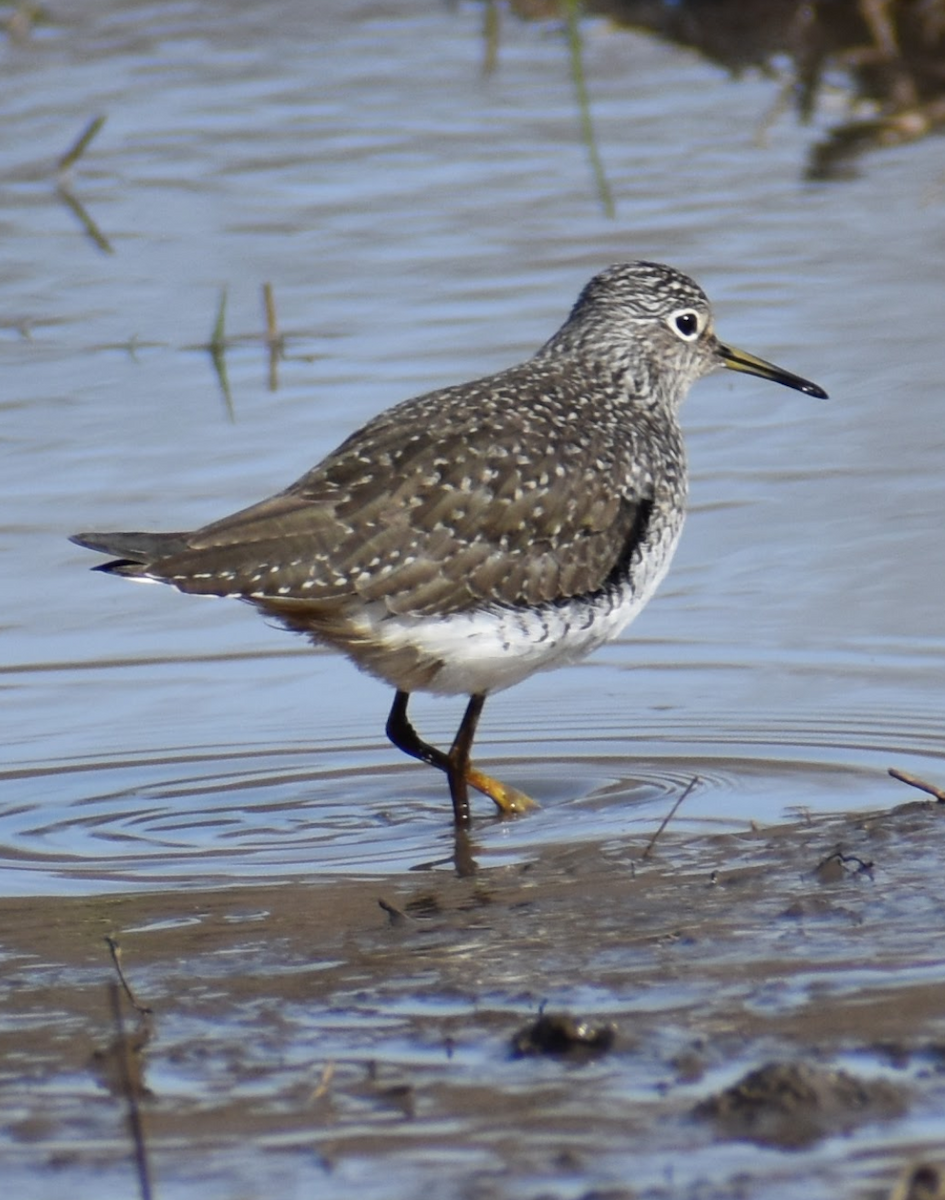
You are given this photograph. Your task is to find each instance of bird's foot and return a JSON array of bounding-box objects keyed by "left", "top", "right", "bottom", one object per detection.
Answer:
[{"left": 466, "top": 766, "right": 539, "bottom": 816}]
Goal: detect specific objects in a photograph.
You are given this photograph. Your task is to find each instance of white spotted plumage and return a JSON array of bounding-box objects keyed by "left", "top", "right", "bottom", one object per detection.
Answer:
[{"left": 72, "top": 262, "right": 825, "bottom": 822}]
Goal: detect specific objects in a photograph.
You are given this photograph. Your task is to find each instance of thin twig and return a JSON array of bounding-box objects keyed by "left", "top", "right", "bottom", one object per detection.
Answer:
[
  {"left": 815, "top": 848, "right": 874, "bottom": 878},
  {"left": 208, "top": 287, "right": 235, "bottom": 419},
  {"left": 108, "top": 981, "right": 154, "bottom": 1200},
  {"left": 481, "top": 0, "right": 499, "bottom": 77},
  {"left": 105, "top": 936, "right": 153, "bottom": 1015},
  {"left": 262, "top": 282, "right": 283, "bottom": 392},
  {"left": 642, "top": 775, "right": 699, "bottom": 860},
  {"left": 888, "top": 767, "right": 945, "bottom": 803},
  {"left": 564, "top": 0, "right": 615, "bottom": 218},
  {"left": 210, "top": 286, "right": 227, "bottom": 351},
  {"left": 310, "top": 1061, "right": 336, "bottom": 1102},
  {"left": 262, "top": 282, "right": 279, "bottom": 345},
  {"left": 56, "top": 183, "right": 114, "bottom": 255},
  {"left": 58, "top": 115, "right": 106, "bottom": 174}
]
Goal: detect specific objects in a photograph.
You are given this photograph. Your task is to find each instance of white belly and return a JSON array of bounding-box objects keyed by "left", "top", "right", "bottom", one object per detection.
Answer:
[{"left": 343, "top": 524, "right": 682, "bottom": 696}]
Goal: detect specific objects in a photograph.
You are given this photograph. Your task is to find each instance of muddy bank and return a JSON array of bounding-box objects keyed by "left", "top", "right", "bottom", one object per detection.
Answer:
[{"left": 3, "top": 796, "right": 945, "bottom": 1198}]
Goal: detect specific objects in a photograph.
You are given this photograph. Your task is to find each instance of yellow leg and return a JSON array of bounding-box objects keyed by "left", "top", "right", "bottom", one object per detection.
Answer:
[
  {"left": 466, "top": 765, "right": 539, "bottom": 815},
  {"left": 386, "top": 690, "right": 538, "bottom": 823}
]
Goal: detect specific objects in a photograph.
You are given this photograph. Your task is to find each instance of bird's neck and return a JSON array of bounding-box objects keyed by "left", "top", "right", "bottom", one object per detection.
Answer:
[{"left": 535, "top": 334, "right": 681, "bottom": 415}]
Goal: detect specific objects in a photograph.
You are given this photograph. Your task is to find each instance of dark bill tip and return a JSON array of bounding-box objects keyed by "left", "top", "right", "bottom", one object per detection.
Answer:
[{"left": 718, "top": 342, "right": 828, "bottom": 400}]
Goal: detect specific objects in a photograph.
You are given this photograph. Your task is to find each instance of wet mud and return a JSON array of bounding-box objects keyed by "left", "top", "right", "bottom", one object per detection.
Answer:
[{"left": 3, "top": 794, "right": 945, "bottom": 1197}]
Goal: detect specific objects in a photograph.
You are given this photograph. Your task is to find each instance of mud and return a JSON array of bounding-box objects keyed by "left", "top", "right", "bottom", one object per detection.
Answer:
[{"left": 3, "top": 795, "right": 945, "bottom": 1197}]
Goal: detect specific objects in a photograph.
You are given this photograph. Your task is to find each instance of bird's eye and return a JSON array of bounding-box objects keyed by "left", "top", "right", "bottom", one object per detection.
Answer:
[{"left": 670, "top": 310, "right": 701, "bottom": 341}]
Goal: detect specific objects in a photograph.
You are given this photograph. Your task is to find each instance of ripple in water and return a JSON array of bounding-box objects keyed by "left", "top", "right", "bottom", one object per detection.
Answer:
[{"left": 2, "top": 700, "right": 941, "bottom": 894}]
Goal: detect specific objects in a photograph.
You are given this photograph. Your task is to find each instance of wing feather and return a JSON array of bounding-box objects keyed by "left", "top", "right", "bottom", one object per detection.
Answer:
[{"left": 122, "top": 360, "right": 669, "bottom": 616}]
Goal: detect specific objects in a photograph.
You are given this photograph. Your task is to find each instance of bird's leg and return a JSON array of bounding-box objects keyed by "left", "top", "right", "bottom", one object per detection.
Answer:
[
  {"left": 386, "top": 690, "right": 472, "bottom": 825},
  {"left": 444, "top": 694, "right": 483, "bottom": 826},
  {"left": 386, "top": 690, "right": 452, "bottom": 773},
  {"left": 449, "top": 695, "right": 539, "bottom": 817},
  {"left": 385, "top": 691, "right": 538, "bottom": 822}
]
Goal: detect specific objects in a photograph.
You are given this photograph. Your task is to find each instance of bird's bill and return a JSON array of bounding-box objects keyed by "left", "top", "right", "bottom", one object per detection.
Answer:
[{"left": 718, "top": 342, "right": 828, "bottom": 399}]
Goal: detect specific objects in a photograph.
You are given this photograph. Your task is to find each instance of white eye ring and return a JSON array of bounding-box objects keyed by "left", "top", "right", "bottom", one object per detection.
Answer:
[{"left": 669, "top": 309, "right": 703, "bottom": 342}]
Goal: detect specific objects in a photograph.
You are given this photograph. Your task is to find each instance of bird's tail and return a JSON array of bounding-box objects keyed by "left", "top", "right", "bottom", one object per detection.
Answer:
[{"left": 70, "top": 530, "right": 190, "bottom": 577}]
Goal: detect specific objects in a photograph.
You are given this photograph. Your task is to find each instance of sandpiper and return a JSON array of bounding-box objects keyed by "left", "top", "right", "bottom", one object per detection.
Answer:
[{"left": 72, "top": 262, "right": 826, "bottom": 826}]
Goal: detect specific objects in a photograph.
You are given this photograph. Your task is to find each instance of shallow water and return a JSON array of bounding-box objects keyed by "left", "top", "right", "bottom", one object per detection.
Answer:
[
  {"left": 4, "top": 1, "right": 945, "bottom": 890},
  {"left": 3, "top": 1, "right": 945, "bottom": 1195}
]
